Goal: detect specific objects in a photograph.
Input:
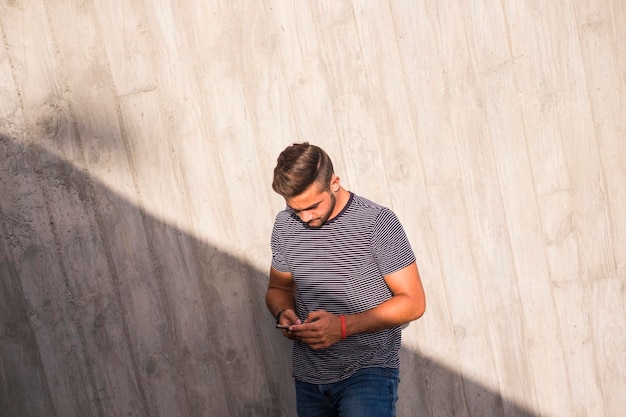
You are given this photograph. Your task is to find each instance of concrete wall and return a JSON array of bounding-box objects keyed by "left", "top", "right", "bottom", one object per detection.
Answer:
[{"left": 1, "top": 1, "right": 624, "bottom": 416}]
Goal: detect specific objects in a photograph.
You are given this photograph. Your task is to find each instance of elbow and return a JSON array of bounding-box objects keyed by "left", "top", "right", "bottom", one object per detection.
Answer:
[
  {"left": 398, "top": 301, "right": 425, "bottom": 325},
  {"left": 416, "top": 302, "right": 426, "bottom": 320},
  {"left": 411, "top": 297, "right": 426, "bottom": 321},
  {"left": 414, "top": 284, "right": 426, "bottom": 319}
]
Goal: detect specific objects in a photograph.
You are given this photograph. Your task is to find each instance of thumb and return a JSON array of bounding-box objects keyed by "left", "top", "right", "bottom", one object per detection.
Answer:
[
  {"left": 290, "top": 313, "right": 303, "bottom": 325},
  {"left": 282, "top": 309, "right": 301, "bottom": 325}
]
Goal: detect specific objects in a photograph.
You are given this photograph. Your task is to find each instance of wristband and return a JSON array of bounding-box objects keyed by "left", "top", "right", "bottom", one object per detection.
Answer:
[
  {"left": 275, "top": 309, "right": 287, "bottom": 324},
  {"left": 339, "top": 315, "right": 347, "bottom": 339}
]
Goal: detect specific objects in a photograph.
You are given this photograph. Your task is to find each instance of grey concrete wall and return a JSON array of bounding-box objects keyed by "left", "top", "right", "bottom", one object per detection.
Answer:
[{"left": 1, "top": 1, "right": 625, "bottom": 416}]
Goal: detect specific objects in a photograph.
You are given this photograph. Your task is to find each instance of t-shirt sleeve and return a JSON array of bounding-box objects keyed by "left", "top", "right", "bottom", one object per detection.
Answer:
[
  {"left": 270, "top": 219, "right": 290, "bottom": 272},
  {"left": 371, "top": 208, "right": 416, "bottom": 276}
]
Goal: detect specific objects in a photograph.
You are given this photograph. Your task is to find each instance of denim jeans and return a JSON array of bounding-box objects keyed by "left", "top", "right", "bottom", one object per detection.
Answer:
[{"left": 295, "top": 367, "right": 400, "bottom": 417}]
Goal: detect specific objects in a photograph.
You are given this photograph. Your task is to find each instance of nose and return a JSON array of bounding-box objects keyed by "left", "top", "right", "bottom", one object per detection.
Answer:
[{"left": 300, "top": 211, "right": 314, "bottom": 222}]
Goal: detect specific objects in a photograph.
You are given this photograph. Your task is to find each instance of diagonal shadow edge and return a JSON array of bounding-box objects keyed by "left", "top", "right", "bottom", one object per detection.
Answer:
[{"left": 0, "top": 133, "right": 538, "bottom": 417}]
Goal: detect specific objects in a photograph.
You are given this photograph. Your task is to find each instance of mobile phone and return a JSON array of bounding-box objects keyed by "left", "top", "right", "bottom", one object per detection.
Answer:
[{"left": 275, "top": 324, "right": 291, "bottom": 329}]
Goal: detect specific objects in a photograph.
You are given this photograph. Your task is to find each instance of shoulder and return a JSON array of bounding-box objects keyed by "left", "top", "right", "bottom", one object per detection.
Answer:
[
  {"left": 272, "top": 208, "right": 301, "bottom": 232},
  {"left": 349, "top": 194, "right": 395, "bottom": 220},
  {"left": 274, "top": 208, "right": 294, "bottom": 223},
  {"left": 350, "top": 194, "right": 385, "bottom": 213},
  {"left": 349, "top": 195, "right": 407, "bottom": 237}
]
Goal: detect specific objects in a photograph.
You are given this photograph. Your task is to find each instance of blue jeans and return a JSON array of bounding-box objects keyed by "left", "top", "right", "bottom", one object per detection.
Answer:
[{"left": 295, "top": 367, "right": 400, "bottom": 417}]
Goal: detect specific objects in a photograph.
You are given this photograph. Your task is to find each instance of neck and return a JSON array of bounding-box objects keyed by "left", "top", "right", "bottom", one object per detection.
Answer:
[{"left": 329, "top": 187, "right": 350, "bottom": 220}]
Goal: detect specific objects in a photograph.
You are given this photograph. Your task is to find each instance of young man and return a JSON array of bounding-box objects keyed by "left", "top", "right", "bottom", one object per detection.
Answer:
[{"left": 267, "top": 142, "right": 426, "bottom": 417}]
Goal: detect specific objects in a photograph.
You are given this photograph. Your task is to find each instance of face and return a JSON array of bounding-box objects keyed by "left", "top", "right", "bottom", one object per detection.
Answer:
[{"left": 286, "top": 181, "right": 337, "bottom": 228}]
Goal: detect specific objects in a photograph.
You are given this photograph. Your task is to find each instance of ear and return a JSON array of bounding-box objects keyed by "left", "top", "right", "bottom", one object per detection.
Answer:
[{"left": 330, "top": 175, "right": 340, "bottom": 192}]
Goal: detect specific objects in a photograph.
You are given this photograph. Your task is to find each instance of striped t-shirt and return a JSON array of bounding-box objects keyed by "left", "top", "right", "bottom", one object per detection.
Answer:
[{"left": 271, "top": 193, "right": 416, "bottom": 383}]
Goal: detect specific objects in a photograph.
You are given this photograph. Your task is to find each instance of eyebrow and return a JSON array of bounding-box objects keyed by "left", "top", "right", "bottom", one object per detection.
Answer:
[{"left": 287, "top": 201, "right": 321, "bottom": 213}]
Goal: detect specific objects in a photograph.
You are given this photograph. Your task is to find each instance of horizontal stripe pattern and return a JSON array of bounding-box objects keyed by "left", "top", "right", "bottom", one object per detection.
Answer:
[{"left": 271, "top": 193, "right": 416, "bottom": 383}]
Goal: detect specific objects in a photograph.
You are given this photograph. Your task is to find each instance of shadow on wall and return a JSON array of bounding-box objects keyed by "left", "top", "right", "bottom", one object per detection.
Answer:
[{"left": 0, "top": 133, "right": 537, "bottom": 417}]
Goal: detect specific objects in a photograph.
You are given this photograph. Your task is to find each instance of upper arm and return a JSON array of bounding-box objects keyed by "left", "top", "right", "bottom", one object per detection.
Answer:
[
  {"left": 383, "top": 262, "right": 426, "bottom": 318},
  {"left": 268, "top": 266, "right": 295, "bottom": 292},
  {"left": 266, "top": 267, "right": 296, "bottom": 316}
]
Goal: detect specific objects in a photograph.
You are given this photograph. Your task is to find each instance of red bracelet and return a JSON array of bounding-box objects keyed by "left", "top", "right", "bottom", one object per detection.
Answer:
[{"left": 339, "top": 315, "right": 347, "bottom": 339}]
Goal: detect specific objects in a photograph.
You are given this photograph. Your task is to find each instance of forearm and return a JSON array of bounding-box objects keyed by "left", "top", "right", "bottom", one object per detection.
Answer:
[
  {"left": 342, "top": 261, "right": 426, "bottom": 336},
  {"left": 265, "top": 287, "right": 295, "bottom": 318},
  {"left": 345, "top": 293, "right": 425, "bottom": 336},
  {"left": 292, "top": 293, "right": 424, "bottom": 350},
  {"left": 266, "top": 267, "right": 297, "bottom": 319}
]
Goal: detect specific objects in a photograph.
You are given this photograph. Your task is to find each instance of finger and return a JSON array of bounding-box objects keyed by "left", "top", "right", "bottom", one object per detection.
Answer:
[
  {"left": 288, "top": 322, "right": 317, "bottom": 333},
  {"left": 305, "top": 310, "right": 327, "bottom": 322}
]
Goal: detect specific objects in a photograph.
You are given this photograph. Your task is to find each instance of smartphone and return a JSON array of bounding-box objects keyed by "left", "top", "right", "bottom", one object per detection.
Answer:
[{"left": 275, "top": 324, "right": 291, "bottom": 329}]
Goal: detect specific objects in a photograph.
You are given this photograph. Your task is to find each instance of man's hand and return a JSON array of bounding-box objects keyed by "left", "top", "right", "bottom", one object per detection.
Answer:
[
  {"left": 289, "top": 310, "right": 342, "bottom": 350},
  {"left": 276, "top": 309, "right": 301, "bottom": 340}
]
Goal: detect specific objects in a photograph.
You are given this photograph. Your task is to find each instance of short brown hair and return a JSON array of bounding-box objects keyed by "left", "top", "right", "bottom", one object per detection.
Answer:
[{"left": 272, "top": 142, "right": 334, "bottom": 198}]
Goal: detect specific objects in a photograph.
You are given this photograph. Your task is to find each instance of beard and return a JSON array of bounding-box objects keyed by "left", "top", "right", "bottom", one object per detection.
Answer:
[{"left": 307, "top": 191, "right": 336, "bottom": 228}]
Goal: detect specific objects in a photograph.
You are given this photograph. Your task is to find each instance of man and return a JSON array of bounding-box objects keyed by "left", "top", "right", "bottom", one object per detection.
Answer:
[{"left": 266, "top": 142, "right": 426, "bottom": 417}]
